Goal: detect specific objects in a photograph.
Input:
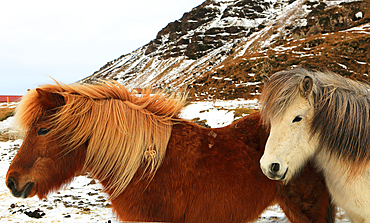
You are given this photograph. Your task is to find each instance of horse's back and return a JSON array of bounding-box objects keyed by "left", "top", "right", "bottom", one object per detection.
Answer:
[{"left": 164, "top": 112, "right": 276, "bottom": 222}]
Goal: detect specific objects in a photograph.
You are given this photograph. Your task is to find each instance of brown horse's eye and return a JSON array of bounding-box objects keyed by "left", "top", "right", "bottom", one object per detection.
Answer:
[{"left": 37, "top": 128, "right": 50, "bottom": 136}]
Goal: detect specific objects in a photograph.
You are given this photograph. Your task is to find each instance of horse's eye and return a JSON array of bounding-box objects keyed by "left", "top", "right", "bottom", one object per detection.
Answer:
[
  {"left": 37, "top": 128, "right": 50, "bottom": 136},
  {"left": 292, "top": 116, "right": 302, "bottom": 123}
]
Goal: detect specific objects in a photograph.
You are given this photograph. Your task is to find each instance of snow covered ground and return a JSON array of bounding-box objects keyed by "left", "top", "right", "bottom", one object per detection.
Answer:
[
  {"left": 0, "top": 100, "right": 351, "bottom": 222},
  {"left": 180, "top": 98, "right": 259, "bottom": 127}
]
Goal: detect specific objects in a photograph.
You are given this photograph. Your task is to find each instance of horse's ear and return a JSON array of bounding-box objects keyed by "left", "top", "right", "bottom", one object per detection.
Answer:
[
  {"left": 36, "top": 88, "right": 65, "bottom": 109},
  {"left": 299, "top": 76, "right": 313, "bottom": 98},
  {"left": 262, "top": 75, "right": 270, "bottom": 85}
]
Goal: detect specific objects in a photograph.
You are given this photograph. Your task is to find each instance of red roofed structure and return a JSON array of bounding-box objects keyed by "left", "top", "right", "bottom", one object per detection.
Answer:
[{"left": 0, "top": 96, "right": 22, "bottom": 103}]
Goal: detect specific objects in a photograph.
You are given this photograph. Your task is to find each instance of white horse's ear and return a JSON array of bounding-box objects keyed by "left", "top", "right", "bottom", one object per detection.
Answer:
[
  {"left": 299, "top": 76, "right": 313, "bottom": 98},
  {"left": 262, "top": 75, "right": 270, "bottom": 85}
]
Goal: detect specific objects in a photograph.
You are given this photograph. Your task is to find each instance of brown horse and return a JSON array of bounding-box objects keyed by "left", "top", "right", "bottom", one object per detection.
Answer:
[{"left": 6, "top": 81, "right": 333, "bottom": 222}]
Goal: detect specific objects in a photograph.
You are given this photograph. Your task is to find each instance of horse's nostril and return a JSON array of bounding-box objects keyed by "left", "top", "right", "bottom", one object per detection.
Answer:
[
  {"left": 7, "top": 177, "right": 16, "bottom": 190},
  {"left": 270, "top": 163, "right": 280, "bottom": 173}
]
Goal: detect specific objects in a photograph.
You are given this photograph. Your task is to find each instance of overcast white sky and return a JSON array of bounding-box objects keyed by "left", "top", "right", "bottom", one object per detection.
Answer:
[{"left": 0, "top": 0, "right": 205, "bottom": 95}]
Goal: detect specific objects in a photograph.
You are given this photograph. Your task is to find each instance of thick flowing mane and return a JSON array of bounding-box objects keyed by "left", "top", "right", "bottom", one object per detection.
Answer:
[
  {"left": 261, "top": 68, "right": 370, "bottom": 166},
  {"left": 14, "top": 81, "right": 186, "bottom": 198}
]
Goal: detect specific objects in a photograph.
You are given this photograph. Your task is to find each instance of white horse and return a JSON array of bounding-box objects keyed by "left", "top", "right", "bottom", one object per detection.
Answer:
[{"left": 259, "top": 68, "right": 370, "bottom": 223}]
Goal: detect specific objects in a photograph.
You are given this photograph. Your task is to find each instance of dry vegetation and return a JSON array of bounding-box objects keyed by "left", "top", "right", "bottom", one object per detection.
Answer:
[
  {"left": 0, "top": 107, "right": 16, "bottom": 142},
  {"left": 0, "top": 107, "right": 15, "bottom": 121}
]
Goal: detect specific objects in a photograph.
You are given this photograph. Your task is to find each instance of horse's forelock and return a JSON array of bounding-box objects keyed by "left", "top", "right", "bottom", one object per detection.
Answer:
[
  {"left": 260, "top": 69, "right": 310, "bottom": 126},
  {"left": 14, "top": 88, "right": 53, "bottom": 133}
]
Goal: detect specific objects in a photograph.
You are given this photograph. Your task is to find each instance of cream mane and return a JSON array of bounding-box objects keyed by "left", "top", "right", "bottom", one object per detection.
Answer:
[{"left": 15, "top": 81, "right": 187, "bottom": 198}]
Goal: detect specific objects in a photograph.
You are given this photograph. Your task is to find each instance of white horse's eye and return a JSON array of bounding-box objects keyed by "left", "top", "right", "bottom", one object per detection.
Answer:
[{"left": 292, "top": 116, "right": 302, "bottom": 123}]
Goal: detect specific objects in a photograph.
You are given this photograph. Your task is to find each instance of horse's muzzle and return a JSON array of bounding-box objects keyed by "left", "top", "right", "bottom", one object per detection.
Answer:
[
  {"left": 6, "top": 177, "right": 35, "bottom": 198},
  {"left": 261, "top": 162, "right": 289, "bottom": 181}
]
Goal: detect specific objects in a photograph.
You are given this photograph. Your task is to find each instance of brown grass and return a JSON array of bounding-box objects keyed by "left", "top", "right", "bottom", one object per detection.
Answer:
[
  {"left": 233, "top": 107, "right": 258, "bottom": 119},
  {"left": 0, "top": 107, "right": 15, "bottom": 121},
  {"left": 0, "top": 107, "right": 17, "bottom": 142}
]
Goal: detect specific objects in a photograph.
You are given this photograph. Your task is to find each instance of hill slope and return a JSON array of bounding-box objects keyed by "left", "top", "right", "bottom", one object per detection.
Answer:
[{"left": 82, "top": 0, "right": 369, "bottom": 100}]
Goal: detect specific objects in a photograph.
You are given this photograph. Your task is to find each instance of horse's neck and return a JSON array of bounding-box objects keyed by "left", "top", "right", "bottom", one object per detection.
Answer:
[
  {"left": 315, "top": 150, "right": 347, "bottom": 180},
  {"left": 314, "top": 150, "right": 368, "bottom": 188},
  {"left": 315, "top": 148, "right": 370, "bottom": 221}
]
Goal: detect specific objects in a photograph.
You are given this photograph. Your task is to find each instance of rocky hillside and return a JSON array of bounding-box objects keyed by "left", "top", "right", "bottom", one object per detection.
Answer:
[{"left": 82, "top": 0, "right": 369, "bottom": 101}]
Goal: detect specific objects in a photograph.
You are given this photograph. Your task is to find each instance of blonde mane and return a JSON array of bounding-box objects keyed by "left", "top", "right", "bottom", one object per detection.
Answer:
[
  {"left": 261, "top": 68, "right": 370, "bottom": 167},
  {"left": 14, "top": 81, "right": 187, "bottom": 198}
]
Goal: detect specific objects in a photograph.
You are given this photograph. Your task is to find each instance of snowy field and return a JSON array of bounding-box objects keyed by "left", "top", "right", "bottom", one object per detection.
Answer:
[{"left": 0, "top": 100, "right": 350, "bottom": 222}]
